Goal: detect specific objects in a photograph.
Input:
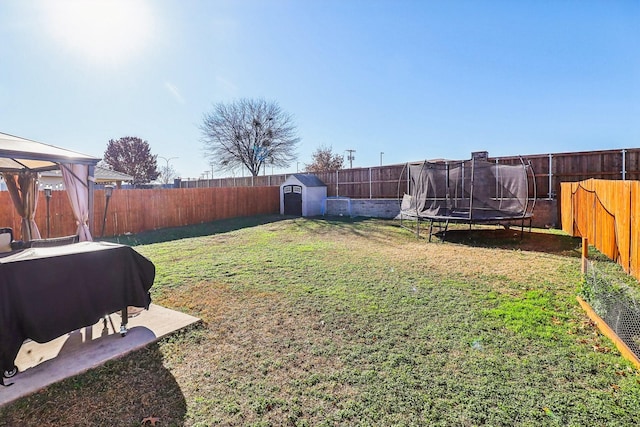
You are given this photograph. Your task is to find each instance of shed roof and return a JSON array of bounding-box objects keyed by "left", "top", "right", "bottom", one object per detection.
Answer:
[{"left": 290, "top": 174, "right": 326, "bottom": 187}]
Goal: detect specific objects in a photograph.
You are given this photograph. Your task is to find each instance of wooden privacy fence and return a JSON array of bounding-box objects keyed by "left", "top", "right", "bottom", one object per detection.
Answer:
[
  {"left": 561, "top": 179, "right": 640, "bottom": 281},
  {"left": 179, "top": 167, "right": 404, "bottom": 199},
  {"left": 0, "top": 186, "right": 280, "bottom": 240},
  {"left": 183, "top": 148, "right": 640, "bottom": 201}
]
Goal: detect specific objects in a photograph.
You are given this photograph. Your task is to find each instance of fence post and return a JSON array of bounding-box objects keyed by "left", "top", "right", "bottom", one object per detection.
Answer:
[
  {"left": 336, "top": 170, "right": 339, "bottom": 197},
  {"left": 581, "top": 237, "right": 589, "bottom": 274},
  {"left": 495, "top": 158, "right": 499, "bottom": 198},
  {"left": 622, "top": 149, "right": 627, "bottom": 180},
  {"left": 548, "top": 154, "right": 553, "bottom": 199},
  {"left": 369, "top": 167, "right": 372, "bottom": 199}
]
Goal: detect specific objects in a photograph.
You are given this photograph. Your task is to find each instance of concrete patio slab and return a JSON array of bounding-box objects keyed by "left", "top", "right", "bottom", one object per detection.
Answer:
[{"left": 0, "top": 304, "right": 200, "bottom": 407}]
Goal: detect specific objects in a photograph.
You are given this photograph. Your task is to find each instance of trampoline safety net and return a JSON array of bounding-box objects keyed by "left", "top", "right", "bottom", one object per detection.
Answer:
[{"left": 401, "top": 158, "right": 535, "bottom": 222}]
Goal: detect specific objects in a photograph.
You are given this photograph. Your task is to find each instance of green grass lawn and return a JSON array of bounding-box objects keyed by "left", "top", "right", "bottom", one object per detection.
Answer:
[{"left": 2, "top": 216, "right": 640, "bottom": 426}]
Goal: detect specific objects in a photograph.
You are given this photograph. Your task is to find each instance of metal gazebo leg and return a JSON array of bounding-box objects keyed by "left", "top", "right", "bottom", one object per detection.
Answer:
[{"left": 120, "top": 307, "right": 128, "bottom": 337}]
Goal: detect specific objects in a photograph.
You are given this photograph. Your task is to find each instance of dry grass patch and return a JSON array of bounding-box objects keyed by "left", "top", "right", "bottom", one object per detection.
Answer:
[{"left": 158, "top": 281, "right": 356, "bottom": 426}]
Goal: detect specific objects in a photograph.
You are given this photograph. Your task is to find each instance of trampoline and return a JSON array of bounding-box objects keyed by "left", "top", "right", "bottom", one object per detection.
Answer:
[{"left": 398, "top": 155, "right": 536, "bottom": 241}]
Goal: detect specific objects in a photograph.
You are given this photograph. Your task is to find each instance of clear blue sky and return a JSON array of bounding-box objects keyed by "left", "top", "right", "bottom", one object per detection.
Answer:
[{"left": 1, "top": 0, "right": 638, "bottom": 179}]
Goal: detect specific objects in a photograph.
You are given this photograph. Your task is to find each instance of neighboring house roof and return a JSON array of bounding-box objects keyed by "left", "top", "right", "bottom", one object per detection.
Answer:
[
  {"left": 290, "top": 174, "right": 326, "bottom": 187},
  {"left": 40, "top": 166, "right": 133, "bottom": 183},
  {"left": 0, "top": 131, "right": 100, "bottom": 172},
  {"left": 93, "top": 167, "right": 133, "bottom": 182}
]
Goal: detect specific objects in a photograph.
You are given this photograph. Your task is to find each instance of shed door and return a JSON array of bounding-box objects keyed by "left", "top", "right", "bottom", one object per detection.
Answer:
[{"left": 283, "top": 185, "right": 302, "bottom": 216}]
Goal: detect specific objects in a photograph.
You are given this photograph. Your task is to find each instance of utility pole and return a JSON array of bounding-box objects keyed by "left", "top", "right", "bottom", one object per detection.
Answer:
[
  {"left": 380, "top": 152, "right": 384, "bottom": 166},
  {"left": 346, "top": 149, "right": 356, "bottom": 169}
]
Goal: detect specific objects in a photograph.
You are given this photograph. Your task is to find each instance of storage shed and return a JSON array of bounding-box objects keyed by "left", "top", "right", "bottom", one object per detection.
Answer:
[{"left": 280, "top": 174, "right": 327, "bottom": 217}]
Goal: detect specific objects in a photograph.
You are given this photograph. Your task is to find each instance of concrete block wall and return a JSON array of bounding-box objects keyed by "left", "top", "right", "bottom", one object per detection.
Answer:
[
  {"left": 323, "top": 198, "right": 559, "bottom": 229},
  {"left": 350, "top": 199, "right": 402, "bottom": 219},
  {"left": 323, "top": 198, "right": 400, "bottom": 218},
  {"left": 530, "top": 199, "right": 557, "bottom": 229}
]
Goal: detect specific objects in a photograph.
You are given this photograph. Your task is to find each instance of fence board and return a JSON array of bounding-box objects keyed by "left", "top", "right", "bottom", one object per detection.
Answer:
[
  {"left": 560, "top": 179, "right": 640, "bottom": 281},
  {"left": 560, "top": 182, "right": 574, "bottom": 235},
  {"left": 632, "top": 182, "right": 640, "bottom": 278},
  {"left": 0, "top": 186, "right": 279, "bottom": 240}
]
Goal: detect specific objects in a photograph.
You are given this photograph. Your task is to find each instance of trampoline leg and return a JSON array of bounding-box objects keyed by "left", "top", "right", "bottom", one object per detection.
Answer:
[
  {"left": 442, "top": 219, "right": 450, "bottom": 242},
  {"left": 428, "top": 220, "right": 434, "bottom": 242}
]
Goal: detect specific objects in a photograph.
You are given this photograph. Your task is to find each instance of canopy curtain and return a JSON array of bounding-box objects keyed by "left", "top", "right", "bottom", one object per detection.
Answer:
[
  {"left": 2, "top": 171, "right": 42, "bottom": 242},
  {"left": 61, "top": 163, "right": 93, "bottom": 241}
]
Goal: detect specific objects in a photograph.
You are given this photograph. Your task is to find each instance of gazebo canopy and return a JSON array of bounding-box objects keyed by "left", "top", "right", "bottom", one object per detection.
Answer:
[
  {"left": 0, "top": 132, "right": 99, "bottom": 172},
  {"left": 0, "top": 131, "right": 101, "bottom": 242}
]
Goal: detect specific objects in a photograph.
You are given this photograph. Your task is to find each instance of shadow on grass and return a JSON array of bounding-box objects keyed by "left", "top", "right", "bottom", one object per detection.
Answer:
[
  {"left": 0, "top": 343, "right": 187, "bottom": 426},
  {"left": 292, "top": 215, "right": 369, "bottom": 228},
  {"left": 99, "top": 214, "right": 289, "bottom": 246},
  {"left": 289, "top": 215, "right": 394, "bottom": 239},
  {"left": 435, "top": 226, "right": 583, "bottom": 257},
  {"left": 100, "top": 213, "right": 583, "bottom": 259}
]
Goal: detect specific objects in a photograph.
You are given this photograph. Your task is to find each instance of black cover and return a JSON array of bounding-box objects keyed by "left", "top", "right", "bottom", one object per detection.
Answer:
[{"left": 0, "top": 242, "right": 155, "bottom": 374}]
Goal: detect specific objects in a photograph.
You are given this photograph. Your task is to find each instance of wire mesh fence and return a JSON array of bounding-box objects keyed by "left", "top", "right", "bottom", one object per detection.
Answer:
[{"left": 581, "top": 259, "right": 640, "bottom": 358}]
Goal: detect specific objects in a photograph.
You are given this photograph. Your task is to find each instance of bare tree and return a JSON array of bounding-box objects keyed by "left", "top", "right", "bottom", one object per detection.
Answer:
[
  {"left": 103, "top": 136, "right": 160, "bottom": 186},
  {"left": 200, "top": 98, "right": 300, "bottom": 176},
  {"left": 158, "top": 164, "right": 178, "bottom": 185},
  {"left": 305, "top": 145, "right": 344, "bottom": 172}
]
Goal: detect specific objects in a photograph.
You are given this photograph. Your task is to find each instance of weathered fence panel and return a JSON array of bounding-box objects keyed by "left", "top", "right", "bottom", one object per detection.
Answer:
[
  {"left": 312, "top": 167, "right": 405, "bottom": 198},
  {"left": 0, "top": 186, "right": 279, "bottom": 240},
  {"left": 186, "top": 148, "right": 640, "bottom": 203},
  {"left": 561, "top": 179, "right": 640, "bottom": 281}
]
